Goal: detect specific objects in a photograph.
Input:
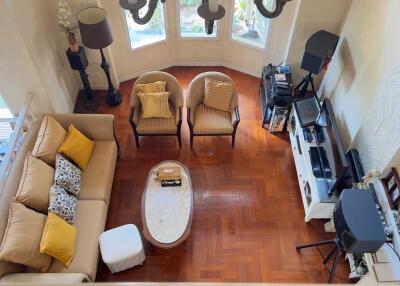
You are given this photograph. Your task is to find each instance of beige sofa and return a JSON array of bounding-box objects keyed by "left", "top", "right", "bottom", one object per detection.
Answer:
[{"left": 0, "top": 114, "right": 118, "bottom": 283}]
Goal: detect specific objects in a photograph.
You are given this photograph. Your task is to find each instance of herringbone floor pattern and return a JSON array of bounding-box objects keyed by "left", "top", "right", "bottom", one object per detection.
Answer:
[{"left": 75, "top": 66, "right": 352, "bottom": 283}]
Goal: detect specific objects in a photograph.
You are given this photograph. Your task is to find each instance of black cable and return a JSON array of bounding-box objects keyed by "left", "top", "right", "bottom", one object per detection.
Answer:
[{"left": 386, "top": 242, "right": 400, "bottom": 262}]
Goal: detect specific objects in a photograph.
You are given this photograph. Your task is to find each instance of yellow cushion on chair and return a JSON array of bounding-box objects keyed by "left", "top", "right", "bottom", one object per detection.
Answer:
[
  {"left": 135, "top": 81, "right": 166, "bottom": 93},
  {"left": 58, "top": 124, "right": 94, "bottom": 170},
  {"left": 40, "top": 213, "right": 77, "bottom": 267},
  {"left": 138, "top": 92, "right": 173, "bottom": 119}
]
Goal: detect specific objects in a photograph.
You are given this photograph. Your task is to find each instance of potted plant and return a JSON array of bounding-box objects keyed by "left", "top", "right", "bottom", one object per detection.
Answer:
[{"left": 57, "top": 0, "right": 79, "bottom": 52}]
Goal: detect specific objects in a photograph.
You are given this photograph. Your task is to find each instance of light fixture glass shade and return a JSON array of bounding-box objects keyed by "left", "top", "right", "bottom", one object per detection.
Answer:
[
  {"left": 78, "top": 7, "right": 113, "bottom": 49},
  {"left": 208, "top": 0, "right": 219, "bottom": 13}
]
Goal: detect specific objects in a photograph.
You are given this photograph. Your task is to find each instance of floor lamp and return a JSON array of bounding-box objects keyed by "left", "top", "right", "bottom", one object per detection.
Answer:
[{"left": 78, "top": 7, "right": 122, "bottom": 106}]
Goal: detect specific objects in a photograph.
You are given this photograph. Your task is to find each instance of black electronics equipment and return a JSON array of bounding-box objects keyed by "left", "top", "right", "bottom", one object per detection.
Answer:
[
  {"left": 346, "top": 149, "right": 365, "bottom": 183},
  {"left": 314, "top": 98, "right": 350, "bottom": 196},
  {"left": 259, "top": 63, "right": 293, "bottom": 128},
  {"left": 296, "top": 189, "right": 386, "bottom": 283},
  {"left": 309, "top": 147, "right": 332, "bottom": 179},
  {"left": 333, "top": 189, "right": 386, "bottom": 254},
  {"left": 295, "top": 30, "right": 340, "bottom": 98},
  {"left": 293, "top": 94, "right": 320, "bottom": 127}
]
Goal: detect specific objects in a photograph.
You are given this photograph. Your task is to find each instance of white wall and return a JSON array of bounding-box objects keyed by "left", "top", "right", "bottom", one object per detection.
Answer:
[
  {"left": 0, "top": 0, "right": 52, "bottom": 115},
  {"left": 286, "top": 0, "right": 351, "bottom": 87},
  {"left": 0, "top": 0, "right": 81, "bottom": 114},
  {"left": 0, "top": 0, "right": 350, "bottom": 115},
  {"left": 319, "top": 0, "right": 400, "bottom": 174},
  {"left": 93, "top": 0, "right": 348, "bottom": 83}
]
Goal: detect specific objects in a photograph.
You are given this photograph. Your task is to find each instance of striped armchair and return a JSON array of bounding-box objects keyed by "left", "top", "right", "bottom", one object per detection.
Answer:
[
  {"left": 129, "top": 71, "right": 184, "bottom": 148},
  {"left": 186, "top": 72, "right": 240, "bottom": 148}
]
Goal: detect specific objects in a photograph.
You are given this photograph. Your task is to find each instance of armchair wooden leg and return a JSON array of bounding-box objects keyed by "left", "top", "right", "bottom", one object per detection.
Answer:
[
  {"left": 134, "top": 134, "right": 140, "bottom": 148},
  {"left": 177, "top": 133, "right": 182, "bottom": 148},
  {"left": 232, "top": 129, "right": 238, "bottom": 148}
]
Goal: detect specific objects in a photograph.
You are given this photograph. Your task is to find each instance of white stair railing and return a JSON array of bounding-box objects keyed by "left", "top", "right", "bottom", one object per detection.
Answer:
[{"left": 0, "top": 94, "right": 33, "bottom": 191}]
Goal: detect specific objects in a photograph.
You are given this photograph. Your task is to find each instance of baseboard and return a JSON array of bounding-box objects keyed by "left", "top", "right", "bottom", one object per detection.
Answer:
[
  {"left": 222, "top": 63, "right": 261, "bottom": 78},
  {"left": 118, "top": 61, "right": 261, "bottom": 83},
  {"left": 119, "top": 62, "right": 174, "bottom": 82},
  {"left": 174, "top": 60, "right": 224, "bottom": 67}
]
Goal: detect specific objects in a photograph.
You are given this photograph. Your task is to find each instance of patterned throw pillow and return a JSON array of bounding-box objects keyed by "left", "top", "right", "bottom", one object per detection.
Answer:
[
  {"left": 48, "top": 185, "right": 77, "bottom": 225},
  {"left": 55, "top": 154, "right": 81, "bottom": 198}
]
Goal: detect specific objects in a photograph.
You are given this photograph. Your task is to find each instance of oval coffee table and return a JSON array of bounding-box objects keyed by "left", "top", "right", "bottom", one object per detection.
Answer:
[{"left": 142, "top": 161, "right": 193, "bottom": 249}]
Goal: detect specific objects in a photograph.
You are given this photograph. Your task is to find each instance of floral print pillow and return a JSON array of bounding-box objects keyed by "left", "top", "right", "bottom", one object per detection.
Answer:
[
  {"left": 48, "top": 184, "right": 77, "bottom": 224},
  {"left": 55, "top": 154, "right": 81, "bottom": 198}
]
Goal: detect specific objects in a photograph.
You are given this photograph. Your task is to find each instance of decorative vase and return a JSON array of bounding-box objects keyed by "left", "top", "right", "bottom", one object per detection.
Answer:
[{"left": 67, "top": 32, "right": 79, "bottom": 53}]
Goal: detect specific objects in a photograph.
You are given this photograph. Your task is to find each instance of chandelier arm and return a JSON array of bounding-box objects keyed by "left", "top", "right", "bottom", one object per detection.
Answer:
[
  {"left": 202, "top": 0, "right": 215, "bottom": 35},
  {"left": 130, "top": 0, "right": 161, "bottom": 25},
  {"left": 253, "top": 0, "right": 289, "bottom": 18}
]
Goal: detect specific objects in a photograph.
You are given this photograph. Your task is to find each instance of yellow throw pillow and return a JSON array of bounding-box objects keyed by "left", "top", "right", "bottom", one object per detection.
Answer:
[
  {"left": 16, "top": 153, "right": 54, "bottom": 213},
  {"left": 138, "top": 92, "right": 173, "bottom": 119},
  {"left": 0, "top": 202, "right": 51, "bottom": 272},
  {"left": 58, "top": 124, "right": 94, "bottom": 170},
  {"left": 203, "top": 77, "right": 234, "bottom": 112},
  {"left": 32, "top": 115, "right": 67, "bottom": 166},
  {"left": 40, "top": 213, "right": 77, "bottom": 267},
  {"left": 135, "top": 81, "right": 166, "bottom": 93}
]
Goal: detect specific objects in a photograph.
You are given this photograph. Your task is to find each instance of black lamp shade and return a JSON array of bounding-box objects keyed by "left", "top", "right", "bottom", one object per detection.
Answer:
[{"left": 78, "top": 7, "right": 113, "bottom": 49}]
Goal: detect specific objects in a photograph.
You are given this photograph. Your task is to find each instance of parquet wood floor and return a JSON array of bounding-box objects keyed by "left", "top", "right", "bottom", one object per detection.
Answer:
[{"left": 74, "top": 66, "right": 352, "bottom": 284}]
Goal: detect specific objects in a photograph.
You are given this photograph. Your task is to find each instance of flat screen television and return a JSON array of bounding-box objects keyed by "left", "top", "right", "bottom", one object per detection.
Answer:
[{"left": 314, "top": 99, "right": 350, "bottom": 196}]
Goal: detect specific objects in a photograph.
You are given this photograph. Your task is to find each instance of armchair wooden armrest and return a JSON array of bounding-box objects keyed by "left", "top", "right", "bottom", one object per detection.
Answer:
[{"left": 232, "top": 106, "right": 240, "bottom": 127}]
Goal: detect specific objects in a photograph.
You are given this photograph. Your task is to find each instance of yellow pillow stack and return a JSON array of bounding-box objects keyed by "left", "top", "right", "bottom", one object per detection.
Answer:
[
  {"left": 135, "top": 81, "right": 173, "bottom": 119},
  {"left": 58, "top": 124, "right": 94, "bottom": 170},
  {"left": 135, "top": 80, "right": 166, "bottom": 93},
  {"left": 40, "top": 213, "right": 77, "bottom": 267},
  {"left": 138, "top": 92, "right": 173, "bottom": 119}
]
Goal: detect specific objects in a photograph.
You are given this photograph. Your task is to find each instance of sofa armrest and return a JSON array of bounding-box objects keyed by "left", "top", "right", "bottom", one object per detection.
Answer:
[
  {"left": 0, "top": 273, "right": 90, "bottom": 283},
  {"left": 50, "top": 114, "right": 116, "bottom": 141}
]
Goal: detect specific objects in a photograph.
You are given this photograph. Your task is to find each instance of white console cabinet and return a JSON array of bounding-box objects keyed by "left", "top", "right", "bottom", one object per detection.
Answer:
[{"left": 287, "top": 106, "right": 336, "bottom": 222}]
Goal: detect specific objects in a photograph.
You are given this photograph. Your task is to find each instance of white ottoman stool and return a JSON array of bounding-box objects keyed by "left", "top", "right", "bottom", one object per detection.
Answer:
[{"left": 99, "top": 224, "right": 145, "bottom": 273}]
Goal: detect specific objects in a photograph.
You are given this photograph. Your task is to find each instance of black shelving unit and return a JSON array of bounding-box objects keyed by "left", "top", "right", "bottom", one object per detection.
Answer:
[{"left": 259, "top": 64, "right": 293, "bottom": 129}]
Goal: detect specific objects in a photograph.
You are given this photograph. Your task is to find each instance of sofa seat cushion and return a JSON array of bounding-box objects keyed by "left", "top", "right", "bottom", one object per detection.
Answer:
[
  {"left": 79, "top": 141, "right": 117, "bottom": 203},
  {"left": 193, "top": 104, "right": 233, "bottom": 135},
  {"left": 136, "top": 108, "right": 177, "bottom": 135},
  {"left": 47, "top": 200, "right": 107, "bottom": 281}
]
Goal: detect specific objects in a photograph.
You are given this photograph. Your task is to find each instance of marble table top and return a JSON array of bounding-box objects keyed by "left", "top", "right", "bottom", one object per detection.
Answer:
[{"left": 143, "top": 161, "right": 193, "bottom": 245}]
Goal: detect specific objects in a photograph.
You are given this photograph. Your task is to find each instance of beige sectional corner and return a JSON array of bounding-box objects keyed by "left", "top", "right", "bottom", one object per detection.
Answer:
[{"left": 0, "top": 113, "right": 118, "bottom": 283}]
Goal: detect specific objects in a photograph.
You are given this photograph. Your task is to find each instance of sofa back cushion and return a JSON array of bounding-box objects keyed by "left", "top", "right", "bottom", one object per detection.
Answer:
[
  {"left": 15, "top": 153, "right": 54, "bottom": 213},
  {"left": 0, "top": 202, "right": 51, "bottom": 272},
  {"left": 0, "top": 118, "right": 42, "bottom": 276},
  {"left": 32, "top": 115, "right": 67, "bottom": 166}
]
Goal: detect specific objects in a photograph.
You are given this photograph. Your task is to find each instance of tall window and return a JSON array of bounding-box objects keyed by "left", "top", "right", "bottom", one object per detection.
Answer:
[
  {"left": 124, "top": 4, "right": 167, "bottom": 50},
  {"left": 231, "top": 0, "right": 271, "bottom": 48},
  {"left": 179, "top": 0, "right": 217, "bottom": 38}
]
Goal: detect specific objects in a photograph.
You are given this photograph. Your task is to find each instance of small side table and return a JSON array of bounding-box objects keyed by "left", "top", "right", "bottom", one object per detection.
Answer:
[{"left": 66, "top": 47, "right": 93, "bottom": 106}]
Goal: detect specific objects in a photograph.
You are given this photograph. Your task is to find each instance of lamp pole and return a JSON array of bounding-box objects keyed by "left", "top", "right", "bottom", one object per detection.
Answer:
[{"left": 100, "top": 48, "right": 121, "bottom": 106}]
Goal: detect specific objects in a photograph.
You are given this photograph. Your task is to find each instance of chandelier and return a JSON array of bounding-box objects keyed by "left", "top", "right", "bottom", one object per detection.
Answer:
[{"left": 119, "top": 0, "right": 291, "bottom": 34}]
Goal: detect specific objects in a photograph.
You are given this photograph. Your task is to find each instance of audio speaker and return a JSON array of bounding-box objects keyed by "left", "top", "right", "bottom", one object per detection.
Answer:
[
  {"left": 333, "top": 189, "right": 386, "bottom": 254},
  {"left": 300, "top": 30, "right": 339, "bottom": 75}
]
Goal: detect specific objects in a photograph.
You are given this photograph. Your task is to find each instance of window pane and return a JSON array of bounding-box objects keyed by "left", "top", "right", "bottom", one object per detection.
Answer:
[
  {"left": 231, "top": 0, "right": 271, "bottom": 48},
  {"left": 179, "top": 0, "right": 217, "bottom": 37},
  {"left": 124, "top": 4, "right": 166, "bottom": 49}
]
